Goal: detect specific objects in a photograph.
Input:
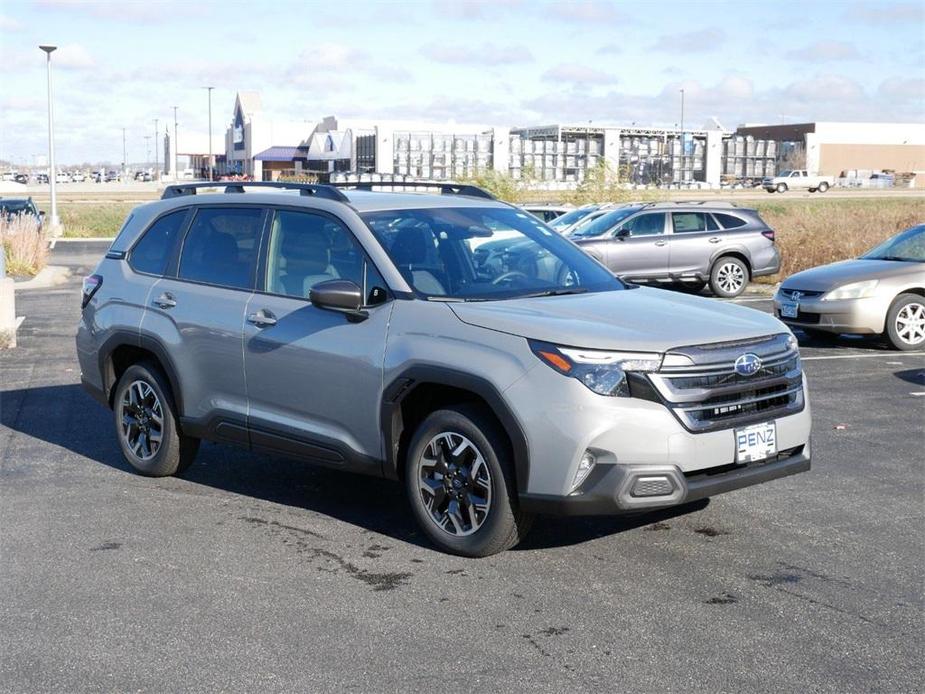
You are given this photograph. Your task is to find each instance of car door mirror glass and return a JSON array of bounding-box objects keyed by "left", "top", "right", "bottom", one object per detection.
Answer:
[{"left": 613, "top": 227, "right": 629, "bottom": 239}]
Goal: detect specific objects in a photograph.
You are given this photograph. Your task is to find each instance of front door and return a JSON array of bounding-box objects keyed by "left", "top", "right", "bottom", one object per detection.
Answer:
[
  {"left": 243, "top": 207, "right": 392, "bottom": 473},
  {"left": 604, "top": 212, "right": 669, "bottom": 280}
]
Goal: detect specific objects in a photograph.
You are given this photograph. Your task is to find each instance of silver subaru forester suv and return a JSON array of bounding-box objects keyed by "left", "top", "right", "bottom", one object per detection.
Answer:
[{"left": 77, "top": 182, "right": 811, "bottom": 557}]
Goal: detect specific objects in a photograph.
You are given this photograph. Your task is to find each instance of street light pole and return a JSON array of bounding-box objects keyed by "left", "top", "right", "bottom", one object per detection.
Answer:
[
  {"left": 679, "top": 88, "right": 686, "bottom": 187},
  {"left": 39, "top": 44, "right": 60, "bottom": 234},
  {"left": 153, "top": 118, "right": 159, "bottom": 181},
  {"left": 172, "top": 106, "right": 179, "bottom": 182},
  {"left": 122, "top": 127, "right": 127, "bottom": 180},
  {"left": 204, "top": 86, "right": 214, "bottom": 181}
]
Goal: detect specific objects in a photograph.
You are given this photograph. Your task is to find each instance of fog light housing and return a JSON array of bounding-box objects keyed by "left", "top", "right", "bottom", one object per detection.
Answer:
[
  {"left": 571, "top": 451, "right": 596, "bottom": 492},
  {"left": 631, "top": 476, "right": 674, "bottom": 498}
]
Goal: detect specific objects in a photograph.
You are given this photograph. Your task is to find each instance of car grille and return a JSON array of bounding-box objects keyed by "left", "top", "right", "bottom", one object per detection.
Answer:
[
  {"left": 778, "top": 310, "right": 821, "bottom": 324},
  {"left": 647, "top": 333, "right": 804, "bottom": 433},
  {"left": 778, "top": 288, "right": 824, "bottom": 301}
]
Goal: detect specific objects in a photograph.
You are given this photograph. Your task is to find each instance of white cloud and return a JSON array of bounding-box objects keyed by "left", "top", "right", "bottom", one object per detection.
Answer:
[
  {"left": 877, "top": 76, "right": 925, "bottom": 103},
  {"left": 549, "top": 1, "right": 623, "bottom": 23},
  {"left": 542, "top": 63, "right": 618, "bottom": 85},
  {"left": 649, "top": 28, "right": 725, "bottom": 53},
  {"left": 596, "top": 43, "right": 621, "bottom": 56},
  {"left": 53, "top": 44, "right": 96, "bottom": 70},
  {"left": 420, "top": 42, "right": 533, "bottom": 65},
  {"left": 435, "top": 0, "right": 524, "bottom": 20},
  {"left": 786, "top": 41, "right": 861, "bottom": 61},
  {"left": 0, "top": 14, "right": 23, "bottom": 30},
  {"left": 846, "top": 1, "right": 924, "bottom": 24}
]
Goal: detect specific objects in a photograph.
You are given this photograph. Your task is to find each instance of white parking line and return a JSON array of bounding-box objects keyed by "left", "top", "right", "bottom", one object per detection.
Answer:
[
  {"left": 910, "top": 392, "right": 925, "bottom": 397},
  {"left": 801, "top": 352, "right": 925, "bottom": 361}
]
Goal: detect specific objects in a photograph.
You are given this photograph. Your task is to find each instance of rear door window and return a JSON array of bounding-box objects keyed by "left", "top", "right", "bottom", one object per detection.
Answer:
[
  {"left": 129, "top": 209, "right": 188, "bottom": 276},
  {"left": 713, "top": 213, "right": 747, "bottom": 229},
  {"left": 671, "top": 212, "right": 710, "bottom": 234},
  {"left": 178, "top": 207, "right": 264, "bottom": 290}
]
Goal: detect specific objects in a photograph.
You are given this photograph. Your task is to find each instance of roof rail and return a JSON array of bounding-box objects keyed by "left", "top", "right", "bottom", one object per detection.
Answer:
[
  {"left": 160, "top": 181, "right": 349, "bottom": 202},
  {"left": 638, "top": 200, "right": 739, "bottom": 210},
  {"left": 329, "top": 180, "right": 495, "bottom": 200}
]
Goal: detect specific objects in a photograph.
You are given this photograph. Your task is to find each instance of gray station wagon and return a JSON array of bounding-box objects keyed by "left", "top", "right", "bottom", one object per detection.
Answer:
[
  {"left": 567, "top": 202, "right": 780, "bottom": 297},
  {"left": 77, "top": 182, "right": 810, "bottom": 556}
]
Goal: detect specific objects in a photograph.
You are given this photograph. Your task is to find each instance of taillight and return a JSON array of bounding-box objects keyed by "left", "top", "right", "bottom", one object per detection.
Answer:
[
  {"left": 761, "top": 229, "right": 775, "bottom": 242},
  {"left": 81, "top": 274, "right": 102, "bottom": 308}
]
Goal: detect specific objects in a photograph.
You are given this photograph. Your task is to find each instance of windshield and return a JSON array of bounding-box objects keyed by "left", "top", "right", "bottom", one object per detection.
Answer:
[
  {"left": 568, "top": 207, "right": 640, "bottom": 239},
  {"left": 0, "top": 201, "right": 30, "bottom": 214},
  {"left": 778, "top": 170, "right": 792, "bottom": 177},
  {"left": 862, "top": 225, "right": 925, "bottom": 263},
  {"left": 549, "top": 206, "right": 597, "bottom": 231},
  {"left": 361, "top": 206, "right": 624, "bottom": 301}
]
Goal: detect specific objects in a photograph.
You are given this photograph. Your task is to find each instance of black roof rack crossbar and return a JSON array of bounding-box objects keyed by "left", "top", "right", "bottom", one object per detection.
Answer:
[
  {"left": 160, "top": 181, "right": 349, "bottom": 202},
  {"left": 329, "top": 180, "right": 495, "bottom": 200}
]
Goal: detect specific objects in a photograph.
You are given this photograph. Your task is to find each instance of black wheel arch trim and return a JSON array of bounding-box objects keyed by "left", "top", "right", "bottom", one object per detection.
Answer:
[
  {"left": 380, "top": 365, "right": 531, "bottom": 494},
  {"left": 97, "top": 330, "right": 185, "bottom": 416}
]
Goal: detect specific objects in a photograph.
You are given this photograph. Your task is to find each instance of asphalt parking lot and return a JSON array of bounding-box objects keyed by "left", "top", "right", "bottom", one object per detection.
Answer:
[{"left": 1, "top": 241, "right": 922, "bottom": 693}]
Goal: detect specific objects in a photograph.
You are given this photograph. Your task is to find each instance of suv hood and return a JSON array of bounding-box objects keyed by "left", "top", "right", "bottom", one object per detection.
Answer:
[
  {"left": 449, "top": 287, "right": 786, "bottom": 352},
  {"left": 782, "top": 258, "right": 922, "bottom": 291}
]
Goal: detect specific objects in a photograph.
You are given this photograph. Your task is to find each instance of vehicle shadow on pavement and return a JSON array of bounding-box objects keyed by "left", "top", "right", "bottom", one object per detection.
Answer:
[
  {"left": 893, "top": 368, "right": 925, "bottom": 386},
  {"left": 1, "top": 383, "right": 711, "bottom": 551}
]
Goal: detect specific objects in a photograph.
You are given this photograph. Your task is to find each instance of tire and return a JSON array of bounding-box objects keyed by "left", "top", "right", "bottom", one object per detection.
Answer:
[
  {"left": 776, "top": 183, "right": 788, "bottom": 193},
  {"left": 404, "top": 405, "right": 534, "bottom": 557},
  {"left": 709, "top": 257, "right": 749, "bottom": 298},
  {"left": 808, "top": 188, "right": 817, "bottom": 193},
  {"left": 885, "top": 293, "right": 925, "bottom": 351},
  {"left": 113, "top": 362, "right": 199, "bottom": 477},
  {"left": 765, "top": 188, "right": 776, "bottom": 193},
  {"left": 817, "top": 181, "right": 829, "bottom": 193}
]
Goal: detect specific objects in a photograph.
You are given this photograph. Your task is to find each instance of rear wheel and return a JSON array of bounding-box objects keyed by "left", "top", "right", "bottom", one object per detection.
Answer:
[
  {"left": 113, "top": 362, "right": 199, "bottom": 477},
  {"left": 886, "top": 294, "right": 925, "bottom": 350},
  {"left": 808, "top": 187, "right": 817, "bottom": 193},
  {"left": 404, "top": 406, "right": 533, "bottom": 557},
  {"left": 817, "top": 181, "right": 829, "bottom": 193},
  {"left": 709, "top": 257, "right": 749, "bottom": 298}
]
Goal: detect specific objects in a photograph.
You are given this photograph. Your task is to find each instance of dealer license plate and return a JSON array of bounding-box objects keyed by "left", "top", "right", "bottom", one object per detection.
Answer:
[
  {"left": 735, "top": 422, "right": 777, "bottom": 464},
  {"left": 780, "top": 301, "right": 799, "bottom": 319}
]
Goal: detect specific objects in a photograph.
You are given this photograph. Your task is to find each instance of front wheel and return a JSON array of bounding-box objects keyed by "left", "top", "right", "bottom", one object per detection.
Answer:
[
  {"left": 113, "top": 362, "right": 199, "bottom": 477},
  {"left": 709, "top": 257, "right": 749, "bottom": 298},
  {"left": 404, "top": 406, "right": 533, "bottom": 557},
  {"left": 776, "top": 183, "right": 788, "bottom": 193},
  {"left": 886, "top": 294, "right": 925, "bottom": 350}
]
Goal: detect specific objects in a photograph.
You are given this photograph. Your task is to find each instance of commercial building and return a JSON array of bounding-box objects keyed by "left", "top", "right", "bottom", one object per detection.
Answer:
[
  {"left": 213, "top": 92, "right": 925, "bottom": 188},
  {"left": 735, "top": 122, "right": 925, "bottom": 186}
]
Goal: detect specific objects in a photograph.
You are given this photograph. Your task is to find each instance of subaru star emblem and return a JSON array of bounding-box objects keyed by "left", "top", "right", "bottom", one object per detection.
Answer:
[{"left": 734, "top": 353, "right": 762, "bottom": 377}]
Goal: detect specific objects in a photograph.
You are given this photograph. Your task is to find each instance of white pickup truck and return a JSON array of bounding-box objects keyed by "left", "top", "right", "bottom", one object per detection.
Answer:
[{"left": 763, "top": 170, "right": 834, "bottom": 193}]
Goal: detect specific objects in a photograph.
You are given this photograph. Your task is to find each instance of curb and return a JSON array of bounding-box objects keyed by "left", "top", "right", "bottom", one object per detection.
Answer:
[{"left": 13, "top": 265, "right": 72, "bottom": 290}]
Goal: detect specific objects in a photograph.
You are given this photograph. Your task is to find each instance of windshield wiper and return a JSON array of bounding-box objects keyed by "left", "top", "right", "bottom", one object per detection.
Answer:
[
  {"left": 520, "top": 287, "right": 589, "bottom": 298},
  {"left": 865, "top": 255, "right": 923, "bottom": 263}
]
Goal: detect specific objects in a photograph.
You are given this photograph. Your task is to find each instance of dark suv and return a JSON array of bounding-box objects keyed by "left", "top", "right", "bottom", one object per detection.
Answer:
[{"left": 567, "top": 202, "right": 779, "bottom": 297}]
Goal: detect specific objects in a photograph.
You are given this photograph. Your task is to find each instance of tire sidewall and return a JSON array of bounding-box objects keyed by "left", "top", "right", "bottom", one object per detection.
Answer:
[
  {"left": 777, "top": 183, "right": 787, "bottom": 193},
  {"left": 113, "top": 363, "right": 181, "bottom": 476},
  {"left": 710, "top": 257, "right": 748, "bottom": 298},
  {"left": 886, "top": 294, "right": 925, "bottom": 351},
  {"left": 404, "top": 407, "right": 518, "bottom": 557}
]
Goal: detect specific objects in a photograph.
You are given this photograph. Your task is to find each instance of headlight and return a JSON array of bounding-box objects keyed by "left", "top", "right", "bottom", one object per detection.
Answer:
[
  {"left": 821, "top": 280, "right": 879, "bottom": 301},
  {"left": 529, "top": 340, "right": 662, "bottom": 396}
]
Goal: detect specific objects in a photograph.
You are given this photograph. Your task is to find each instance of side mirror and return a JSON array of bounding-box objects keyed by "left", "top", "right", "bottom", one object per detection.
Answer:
[
  {"left": 39, "top": 211, "right": 46, "bottom": 217},
  {"left": 613, "top": 227, "right": 629, "bottom": 239},
  {"left": 309, "top": 279, "right": 367, "bottom": 321}
]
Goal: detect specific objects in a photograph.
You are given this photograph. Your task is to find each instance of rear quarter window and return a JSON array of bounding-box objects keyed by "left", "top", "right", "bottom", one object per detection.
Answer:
[
  {"left": 713, "top": 213, "right": 748, "bottom": 229},
  {"left": 129, "top": 210, "right": 188, "bottom": 276}
]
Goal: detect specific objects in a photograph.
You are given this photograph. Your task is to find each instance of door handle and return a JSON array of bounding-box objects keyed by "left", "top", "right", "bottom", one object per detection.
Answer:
[
  {"left": 153, "top": 293, "right": 176, "bottom": 309},
  {"left": 654, "top": 240, "right": 667, "bottom": 247},
  {"left": 247, "top": 310, "right": 277, "bottom": 328},
  {"left": 708, "top": 237, "right": 721, "bottom": 243}
]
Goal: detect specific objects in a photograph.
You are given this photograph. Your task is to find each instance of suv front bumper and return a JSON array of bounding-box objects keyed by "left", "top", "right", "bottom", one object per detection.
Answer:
[{"left": 519, "top": 445, "right": 809, "bottom": 515}]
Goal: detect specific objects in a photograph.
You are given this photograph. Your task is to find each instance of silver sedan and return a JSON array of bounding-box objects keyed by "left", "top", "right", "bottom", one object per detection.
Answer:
[{"left": 774, "top": 224, "right": 925, "bottom": 350}]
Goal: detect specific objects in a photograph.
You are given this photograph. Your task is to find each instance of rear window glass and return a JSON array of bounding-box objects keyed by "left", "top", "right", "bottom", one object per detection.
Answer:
[
  {"left": 178, "top": 207, "right": 263, "bottom": 289},
  {"left": 130, "top": 210, "right": 187, "bottom": 276},
  {"left": 714, "top": 213, "right": 747, "bottom": 229}
]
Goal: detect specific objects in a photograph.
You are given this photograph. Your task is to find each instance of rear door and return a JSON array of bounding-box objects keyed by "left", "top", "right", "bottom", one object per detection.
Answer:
[
  {"left": 667, "top": 211, "right": 722, "bottom": 278},
  {"left": 604, "top": 212, "right": 669, "bottom": 280},
  {"left": 140, "top": 205, "right": 265, "bottom": 435},
  {"left": 242, "top": 207, "right": 392, "bottom": 473}
]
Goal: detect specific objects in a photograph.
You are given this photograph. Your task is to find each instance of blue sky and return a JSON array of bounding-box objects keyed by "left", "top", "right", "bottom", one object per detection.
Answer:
[{"left": 1, "top": 0, "right": 923, "bottom": 165}]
